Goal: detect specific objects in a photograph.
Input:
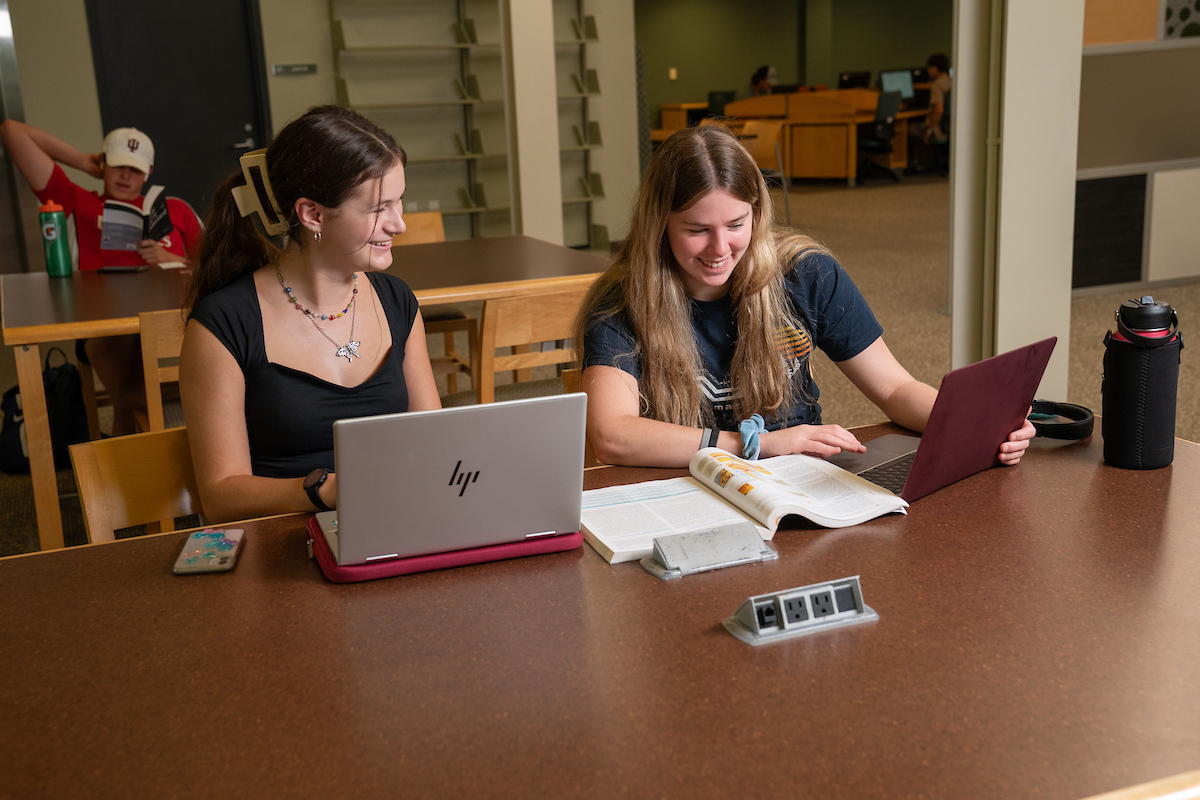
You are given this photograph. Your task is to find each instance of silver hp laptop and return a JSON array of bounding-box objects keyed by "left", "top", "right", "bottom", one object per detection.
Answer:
[
  {"left": 316, "top": 393, "right": 587, "bottom": 566},
  {"left": 827, "top": 337, "right": 1056, "bottom": 502}
]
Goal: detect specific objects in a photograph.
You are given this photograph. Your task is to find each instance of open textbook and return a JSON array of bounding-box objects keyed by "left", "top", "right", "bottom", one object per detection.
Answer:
[
  {"left": 581, "top": 447, "right": 909, "bottom": 564},
  {"left": 99, "top": 185, "right": 171, "bottom": 251}
]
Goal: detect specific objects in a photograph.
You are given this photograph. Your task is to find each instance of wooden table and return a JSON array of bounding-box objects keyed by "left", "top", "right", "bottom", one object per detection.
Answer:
[
  {"left": 3, "top": 236, "right": 603, "bottom": 553},
  {"left": 4, "top": 427, "right": 1200, "bottom": 798},
  {"left": 1, "top": 267, "right": 192, "bottom": 551},
  {"left": 386, "top": 234, "right": 604, "bottom": 305}
]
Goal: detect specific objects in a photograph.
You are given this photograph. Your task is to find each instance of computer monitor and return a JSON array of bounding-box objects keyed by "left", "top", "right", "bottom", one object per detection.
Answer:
[
  {"left": 837, "top": 71, "right": 871, "bottom": 90},
  {"left": 910, "top": 66, "right": 929, "bottom": 84},
  {"left": 880, "top": 70, "right": 915, "bottom": 100}
]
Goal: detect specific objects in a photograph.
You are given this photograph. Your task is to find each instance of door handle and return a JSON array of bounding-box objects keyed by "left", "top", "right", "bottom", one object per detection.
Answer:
[{"left": 231, "top": 137, "right": 256, "bottom": 149}]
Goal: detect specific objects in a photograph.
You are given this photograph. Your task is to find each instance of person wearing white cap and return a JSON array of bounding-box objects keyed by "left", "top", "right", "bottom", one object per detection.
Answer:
[{"left": 0, "top": 119, "right": 204, "bottom": 435}]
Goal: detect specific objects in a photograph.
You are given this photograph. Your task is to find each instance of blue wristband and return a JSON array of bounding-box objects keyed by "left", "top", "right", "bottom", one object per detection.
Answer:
[{"left": 739, "top": 414, "right": 766, "bottom": 460}]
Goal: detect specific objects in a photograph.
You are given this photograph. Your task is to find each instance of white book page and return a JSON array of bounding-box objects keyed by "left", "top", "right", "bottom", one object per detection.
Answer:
[
  {"left": 580, "top": 477, "right": 769, "bottom": 562},
  {"left": 690, "top": 449, "right": 906, "bottom": 528}
]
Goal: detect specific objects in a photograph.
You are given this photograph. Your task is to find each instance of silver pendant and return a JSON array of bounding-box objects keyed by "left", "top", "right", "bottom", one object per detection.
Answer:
[{"left": 335, "top": 340, "right": 361, "bottom": 362}]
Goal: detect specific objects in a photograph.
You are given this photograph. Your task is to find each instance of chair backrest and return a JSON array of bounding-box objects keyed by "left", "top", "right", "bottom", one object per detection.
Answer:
[
  {"left": 476, "top": 288, "right": 588, "bottom": 404},
  {"left": 70, "top": 426, "right": 202, "bottom": 543},
  {"left": 395, "top": 211, "right": 446, "bottom": 245},
  {"left": 875, "top": 90, "right": 902, "bottom": 123},
  {"left": 707, "top": 90, "right": 737, "bottom": 117},
  {"left": 139, "top": 309, "right": 187, "bottom": 431},
  {"left": 738, "top": 119, "right": 786, "bottom": 173}
]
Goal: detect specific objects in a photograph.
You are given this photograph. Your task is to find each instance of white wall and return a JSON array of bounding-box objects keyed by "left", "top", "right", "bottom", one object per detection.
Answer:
[
  {"left": 1147, "top": 166, "right": 1200, "bottom": 282},
  {"left": 992, "top": 0, "right": 1084, "bottom": 397},
  {"left": 583, "top": 0, "right": 638, "bottom": 243},
  {"left": 502, "top": 0, "right": 564, "bottom": 244},
  {"left": 9, "top": 0, "right": 103, "bottom": 192},
  {"left": 951, "top": 0, "right": 1084, "bottom": 398},
  {"left": 258, "top": 0, "right": 337, "bottom": 133}
]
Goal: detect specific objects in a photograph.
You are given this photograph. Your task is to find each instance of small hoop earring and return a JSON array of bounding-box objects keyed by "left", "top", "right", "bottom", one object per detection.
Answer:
[{"left": 309, "top": 227, "right": 322, "bottom": 244}]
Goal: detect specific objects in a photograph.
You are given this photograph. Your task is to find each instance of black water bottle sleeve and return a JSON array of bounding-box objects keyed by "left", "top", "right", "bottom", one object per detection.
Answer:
[{"left": 1102, "top": 336, "right": 1180, "bottom": 470}]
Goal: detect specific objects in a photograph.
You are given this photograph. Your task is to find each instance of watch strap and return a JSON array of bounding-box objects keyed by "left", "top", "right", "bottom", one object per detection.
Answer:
[{"left": 305, "top": 468, "right": 333, "bottom": 512}]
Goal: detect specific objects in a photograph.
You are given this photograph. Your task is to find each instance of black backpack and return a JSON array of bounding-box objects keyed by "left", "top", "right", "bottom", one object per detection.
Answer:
[{"left": 0, "top": 347, "right": 91, "bottom": 473}]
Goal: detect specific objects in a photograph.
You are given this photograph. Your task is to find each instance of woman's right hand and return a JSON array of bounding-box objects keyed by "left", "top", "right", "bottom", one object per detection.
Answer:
[
  {"left": 760, "top": 424, "right": 865, "bottom": 459},
  {"left": 82, "top": 153, "right": 104, "bottom": 179}
]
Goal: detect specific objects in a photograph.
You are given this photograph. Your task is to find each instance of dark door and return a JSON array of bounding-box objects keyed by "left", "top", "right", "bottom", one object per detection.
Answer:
[{"left": 84, "top": 0, "right": 272, "bottom": 216}]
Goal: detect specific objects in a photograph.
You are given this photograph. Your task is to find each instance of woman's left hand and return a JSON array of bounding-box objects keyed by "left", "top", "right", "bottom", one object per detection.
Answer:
[{"left": 998, "top": 413, "right": 1037, "bottom": 466}]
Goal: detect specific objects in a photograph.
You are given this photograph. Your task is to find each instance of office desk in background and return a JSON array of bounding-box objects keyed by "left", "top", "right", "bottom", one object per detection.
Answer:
[
  {"left": 727, "top": 89, "right": 928, "bottom": 186},
  {"left": 2, "top": 236, "right": 604, "bottom": 553},
  {"left": 1, "top": 267, "right": 191, "bottom": 551},
  {"left": 4, "top": 427, "right": 1199, "bottom": 798}
]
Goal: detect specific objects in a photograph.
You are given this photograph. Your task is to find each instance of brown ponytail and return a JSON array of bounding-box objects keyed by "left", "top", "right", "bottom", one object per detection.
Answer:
[{"left": 185, "top": 104, "right": 406, "bottom": 312}]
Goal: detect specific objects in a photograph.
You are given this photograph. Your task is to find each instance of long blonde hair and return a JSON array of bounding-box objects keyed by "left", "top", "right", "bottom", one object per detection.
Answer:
[{"left": 574, "top": 125, "right": 828, "bottom": 427}]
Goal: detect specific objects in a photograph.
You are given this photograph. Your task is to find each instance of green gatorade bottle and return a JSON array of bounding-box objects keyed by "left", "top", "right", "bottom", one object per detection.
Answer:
[{"left": 39, "top": 200, "right": 72, "bottom": 277}]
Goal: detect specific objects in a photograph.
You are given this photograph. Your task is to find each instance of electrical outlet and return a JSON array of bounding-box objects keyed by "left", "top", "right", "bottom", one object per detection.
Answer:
[
  {"left": 782, "top": 595, "right": 808, "bottom": 624},
  {"left": 725, "top": 576, "right": 878, "bottom": 646},
  {"left": 810, "top": 590, "right": 835, "bottom": 618}
]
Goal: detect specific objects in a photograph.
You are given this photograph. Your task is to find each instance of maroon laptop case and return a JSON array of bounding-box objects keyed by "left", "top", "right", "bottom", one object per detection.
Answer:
[{"left": 306, "top": 516, "right": 582, "bottom": 583}]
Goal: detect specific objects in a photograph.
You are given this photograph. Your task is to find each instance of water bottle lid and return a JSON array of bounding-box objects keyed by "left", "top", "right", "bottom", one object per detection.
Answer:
[
  {"left": 1117, "top": 296, "right": 1174, "bottom": 331},
  {"left": 38, "top": 200, "right": 63, "bottom": 213}
]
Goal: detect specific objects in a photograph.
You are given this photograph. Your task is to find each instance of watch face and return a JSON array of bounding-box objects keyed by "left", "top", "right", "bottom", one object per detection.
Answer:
[{"left": 304, "top": 468, "right": 326, "bottom": 490}]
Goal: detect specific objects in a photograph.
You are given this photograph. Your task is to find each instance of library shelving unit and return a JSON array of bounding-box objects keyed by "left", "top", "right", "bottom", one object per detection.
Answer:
[
  {"left": 328, "top": 0, "right": 512, "bottom": 240},
  {"left": 553, "top": 0, "right": 608, "bottom": 250}
]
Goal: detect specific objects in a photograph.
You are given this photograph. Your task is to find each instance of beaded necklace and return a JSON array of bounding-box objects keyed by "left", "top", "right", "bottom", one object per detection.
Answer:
[{"left": 275, "top": 264, "right": 361, "bottom": 362}]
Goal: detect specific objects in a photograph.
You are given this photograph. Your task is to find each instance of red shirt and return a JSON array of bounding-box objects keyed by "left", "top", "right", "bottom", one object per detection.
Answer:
[{"left": 35, "top": 164, "right": 203, "bottom": 271}]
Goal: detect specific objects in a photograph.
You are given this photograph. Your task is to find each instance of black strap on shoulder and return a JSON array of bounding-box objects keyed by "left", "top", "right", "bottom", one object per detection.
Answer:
[{"left": 1029, "top": 400, "right": 1094, "bottom": 440}]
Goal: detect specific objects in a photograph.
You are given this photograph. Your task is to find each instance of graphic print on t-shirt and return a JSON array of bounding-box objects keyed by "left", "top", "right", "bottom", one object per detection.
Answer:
[{"left": 699, "top": 323, "right": 813, "bottom": 429}]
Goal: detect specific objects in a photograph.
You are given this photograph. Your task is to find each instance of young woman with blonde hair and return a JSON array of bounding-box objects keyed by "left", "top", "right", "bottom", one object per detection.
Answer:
[
  {"left": 574, "top": 125, "right": 1034, "bottom": 468},
  {"left": 180, "top": 105, "right": 440, "bottom": 522}
]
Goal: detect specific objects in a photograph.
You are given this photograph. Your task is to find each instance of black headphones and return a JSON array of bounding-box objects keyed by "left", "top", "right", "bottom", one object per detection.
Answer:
[{"left": 1029, "top": 400, "right": 1094, "bottom": 440}]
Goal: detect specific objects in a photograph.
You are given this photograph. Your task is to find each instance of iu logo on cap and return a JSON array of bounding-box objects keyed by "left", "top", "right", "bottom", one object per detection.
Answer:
[
  {"left": 127, "top": 139, "right": 140, "bottom": 152},
  {"left": 448, "top": 460, "right": 480, "bottom": 497}
]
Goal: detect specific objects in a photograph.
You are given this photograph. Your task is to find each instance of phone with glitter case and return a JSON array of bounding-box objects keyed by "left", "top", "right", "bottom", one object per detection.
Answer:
[{"left": 173, "top": 529, "right": 245, "bottom": 574}]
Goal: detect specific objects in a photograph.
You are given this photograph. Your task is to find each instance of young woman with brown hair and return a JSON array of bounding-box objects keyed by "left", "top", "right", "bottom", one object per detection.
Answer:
[
  {"left": 180, "top": 105, "right": 440, "bottom": 522},
  {"left": 574, "top": 125, "right": 1034, "bottom": 468}
]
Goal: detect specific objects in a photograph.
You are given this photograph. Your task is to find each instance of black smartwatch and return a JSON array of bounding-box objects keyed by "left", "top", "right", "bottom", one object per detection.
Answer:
[{"left": 304, "top": 467, "right": 333, "bottom": 511}]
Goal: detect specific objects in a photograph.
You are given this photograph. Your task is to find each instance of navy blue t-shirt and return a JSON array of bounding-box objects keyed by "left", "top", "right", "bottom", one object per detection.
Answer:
[{"left": 581, "top": 252, "right": 882, "bottom": 430}]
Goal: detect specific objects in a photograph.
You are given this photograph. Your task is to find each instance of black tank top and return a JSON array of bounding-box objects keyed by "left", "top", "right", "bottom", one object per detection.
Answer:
[{"left": 189, "top": 270, "right": 418, "bottom": 478}]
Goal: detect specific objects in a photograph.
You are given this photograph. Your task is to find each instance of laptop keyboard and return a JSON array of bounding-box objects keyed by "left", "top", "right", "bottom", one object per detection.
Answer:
[{"left": 858, "top": 452, "right": 916, "bottom": 494}]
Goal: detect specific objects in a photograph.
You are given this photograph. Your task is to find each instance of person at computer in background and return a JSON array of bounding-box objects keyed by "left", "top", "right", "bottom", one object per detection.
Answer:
[
  {"left": 179, "top": 105, "right": 440, "bottom": 523},
  {"left": 923, "top": 53, "right": 952, "bottom": 143},
  {"left": 573, "top": 125, "right": 1035, "bottom": 469},
  {"left": 751, "top": 65, "right": 777, "bottom": 97},
  {"left": 0, "top": 120, "right": 203, "bottom": 436}
]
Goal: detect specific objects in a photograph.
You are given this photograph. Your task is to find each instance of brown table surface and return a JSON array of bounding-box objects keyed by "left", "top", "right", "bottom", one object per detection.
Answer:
[
  {"left": 4, "top": 426, "right": 1200, "bottom": 798},
  {"left": 386, "top": 234, "right": 606, "bottom": 305},
  {"left": 1, "top": 267, "right": 192, "bottom": 345}
]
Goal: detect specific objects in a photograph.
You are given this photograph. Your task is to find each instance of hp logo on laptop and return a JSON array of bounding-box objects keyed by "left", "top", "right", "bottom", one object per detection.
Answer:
[{"left": 448, "top": 461, "right": 480, "bottom": 497}]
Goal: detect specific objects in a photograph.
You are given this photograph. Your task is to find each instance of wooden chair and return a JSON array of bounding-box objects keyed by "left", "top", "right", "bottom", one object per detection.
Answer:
[
  {"left": 442, "top": 288, "right": 587, "bottom": 406},
  {"left": 69, "top": 426, "right": 203, "bottom": 543},
  {"left": 393, "top": 211, "right": 477, "bottom": 393},
  {"left": 739, "top": 119, "right": 792, "bottom": 225},
  {"left": 136, "top": 309, "right": 187, "bottom": 431}
]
